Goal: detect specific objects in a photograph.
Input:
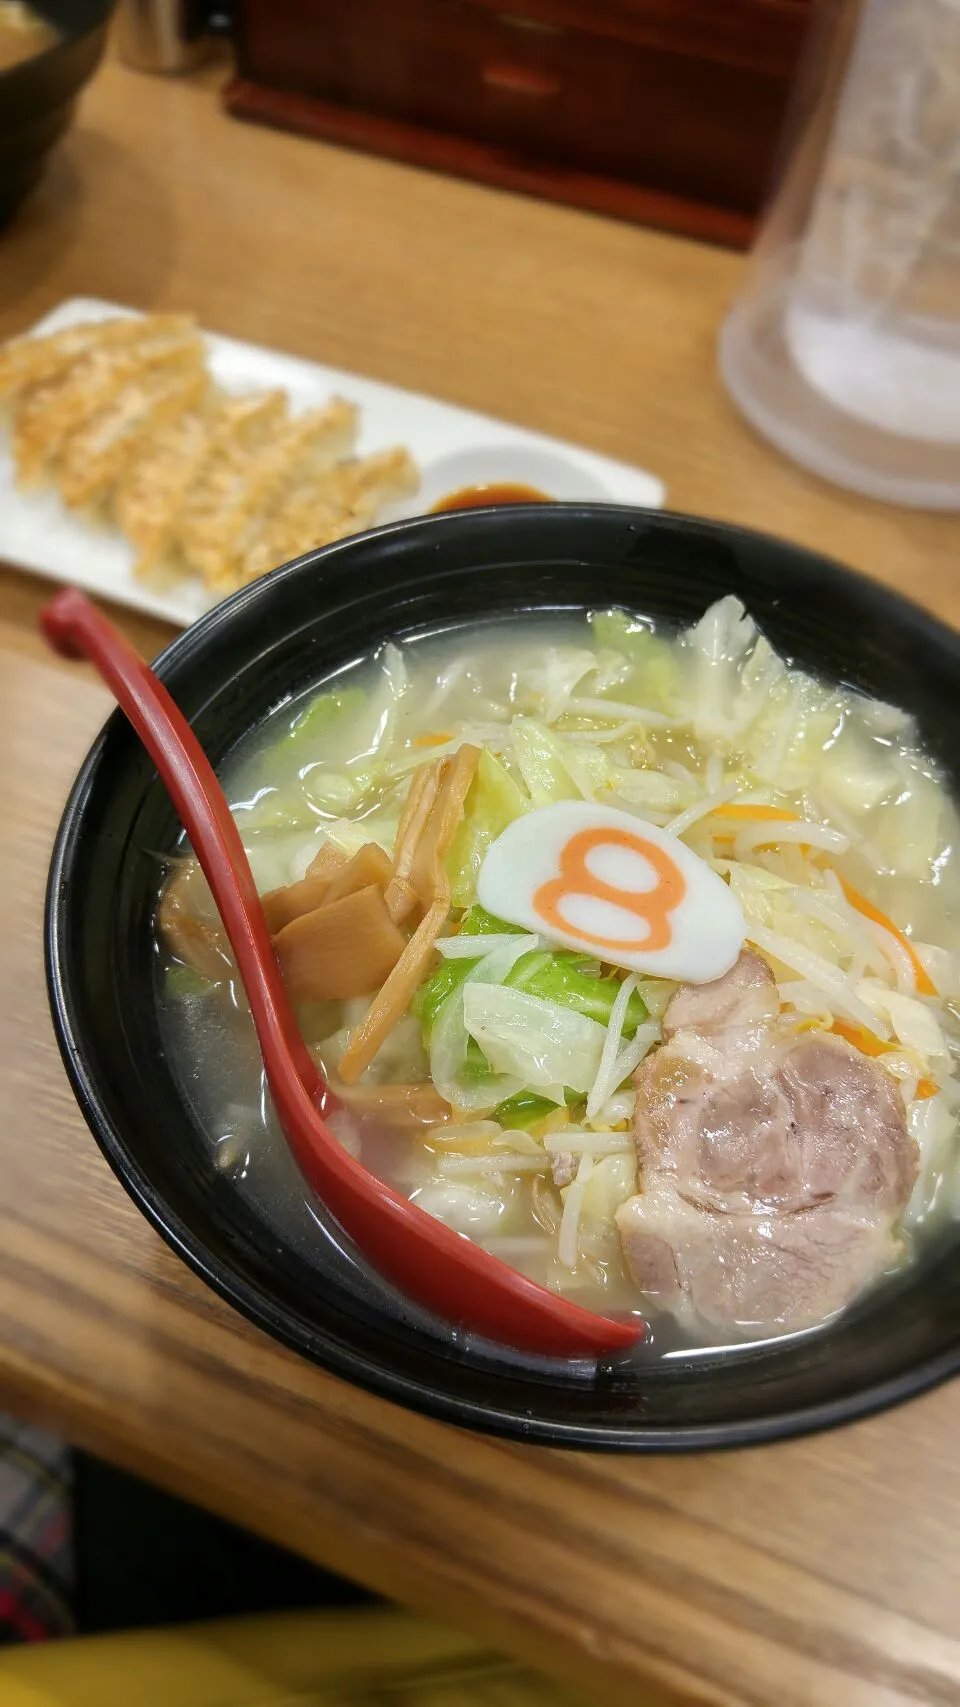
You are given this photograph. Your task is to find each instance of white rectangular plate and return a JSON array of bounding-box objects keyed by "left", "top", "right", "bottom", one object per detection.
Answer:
[{"left": 0, "top": 297, "right": 664, "bottom": 629}]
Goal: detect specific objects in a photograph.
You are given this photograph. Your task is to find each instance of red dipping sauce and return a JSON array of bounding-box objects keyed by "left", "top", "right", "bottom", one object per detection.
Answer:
[{"left": 431, "top": 483, "right": 552, "bottom": 512}]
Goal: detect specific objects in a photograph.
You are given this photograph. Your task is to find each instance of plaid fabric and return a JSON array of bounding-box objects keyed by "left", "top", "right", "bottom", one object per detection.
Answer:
[{"left": 0, "top": 1416, "right": 73, "bottom": 1644}]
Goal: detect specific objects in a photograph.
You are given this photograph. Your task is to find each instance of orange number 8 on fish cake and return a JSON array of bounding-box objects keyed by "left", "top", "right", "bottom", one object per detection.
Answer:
[{"left": 533, "top": 826, "right": 687, "bottom": 953}]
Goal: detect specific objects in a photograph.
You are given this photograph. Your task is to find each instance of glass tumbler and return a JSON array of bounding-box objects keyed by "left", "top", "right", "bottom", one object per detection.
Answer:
[{"left": 720, "top": 0, "right": 960, "bottom": 509}]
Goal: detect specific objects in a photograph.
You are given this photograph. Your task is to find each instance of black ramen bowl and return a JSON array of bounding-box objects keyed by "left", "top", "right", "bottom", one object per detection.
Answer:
[
  {"left": 45, "top": 507, "right": 960, "bottom": 1449},
  {"left": 0, "top": 0, "right": 113, "bottom": 229}
]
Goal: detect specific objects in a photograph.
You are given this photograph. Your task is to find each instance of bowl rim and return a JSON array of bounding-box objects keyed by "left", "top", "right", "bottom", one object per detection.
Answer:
[
  {"left": 43, "top": 503, "right": 960, "bottom": 1450},
  {"left": 0, "top": 0, "right": 113, "bottom": 84}
]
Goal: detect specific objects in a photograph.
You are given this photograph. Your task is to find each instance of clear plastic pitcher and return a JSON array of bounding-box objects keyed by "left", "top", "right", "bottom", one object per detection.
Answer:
[{"left": 719, "top": 0, "right": 960, "bottom": 509}]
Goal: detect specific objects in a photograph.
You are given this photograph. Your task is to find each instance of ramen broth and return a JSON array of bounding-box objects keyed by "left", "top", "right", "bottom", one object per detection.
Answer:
[{"left": 156, "top": 607, "right": 960, "bottom": 1351}]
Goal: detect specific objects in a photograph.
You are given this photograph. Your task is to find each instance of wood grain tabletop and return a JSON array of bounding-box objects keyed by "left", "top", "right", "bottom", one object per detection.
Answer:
[{"left": 1, "top": 47, "right": 959, "bottom": 1707}]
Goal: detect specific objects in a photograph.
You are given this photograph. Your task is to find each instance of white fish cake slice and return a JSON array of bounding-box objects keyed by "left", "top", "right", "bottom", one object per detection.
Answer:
[
  {"left": 239, "top": 448, "right": 420, "bottom": 586},
  {"left": 58, "top": 362, "right": 209, "bottom": 510},
  {"left": 477, "top": 800, "right": 746, "bottom": 983},
  {"left": 199, "top": 397, "right": 359, "bottom": 589},
  {"left": 176, "top": 389, "right": 289, "bottom": 582},
  {"left": 0, "top": 313, "right": 186, "bottom": 407},
  {"left": 13, "top": 319, "right": 202, "bottom": 487}
]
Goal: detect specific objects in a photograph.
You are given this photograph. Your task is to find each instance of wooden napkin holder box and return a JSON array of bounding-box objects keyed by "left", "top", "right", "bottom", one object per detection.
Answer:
[{"left": 225, "top": 0, "right": 811, "bottom": 247}]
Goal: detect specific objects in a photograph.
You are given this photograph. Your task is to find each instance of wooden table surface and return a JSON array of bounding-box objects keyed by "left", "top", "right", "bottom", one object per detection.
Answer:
[{"left": 2, "top": 50, "right": 960, "bottom": 1707}]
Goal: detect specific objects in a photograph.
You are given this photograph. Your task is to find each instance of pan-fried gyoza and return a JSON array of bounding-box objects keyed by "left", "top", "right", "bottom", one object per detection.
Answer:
[{"left": 0, "top": 313, "right": 420, "bottom": 597}]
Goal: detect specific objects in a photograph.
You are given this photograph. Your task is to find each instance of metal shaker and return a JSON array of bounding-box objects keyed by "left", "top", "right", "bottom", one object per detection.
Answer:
[{"left": 115, "top": 1, "right": 222, "bottom": 74}]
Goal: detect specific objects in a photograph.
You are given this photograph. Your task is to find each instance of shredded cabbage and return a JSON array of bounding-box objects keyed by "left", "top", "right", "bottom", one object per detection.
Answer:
[
  {"left": 165, "top": 963, "right": 213, "bottom": 999},
  {"left": 286, "top": 685, "right": 366, "bottom": 751},
  {"left": 462, "top": 982, "right": 608, "bottom": 1093},
  {"left": 728, "top": 863, "right": 884, "bottom": 982},
  {"left": 509, "top": 716, "right": 580, "bottom": 806},
  {"left": 607, "top": 771, "right": 695, "bottom": 814},
  {"left": 323, "top": 646, "right": 407, "bottom": 774},
  {"left": 515, "top": 646, "right": 599, "bottom": 723},
  {"left": 427, "top": 936, "right": 540, "bottom": 1112},
  {"left": 857, "top": 985, "right": 948, "bottom": 1063},
  {"left": 683, "top": 595, "right": 758, "bottom": 741},
  {"left": 588, "top": 611, "right": 679, "bottom": 713},
  {"left": 819, "top": 728, "right": 898, "bottom": 815},
  {"left": 436, "top": 933, "right": 528, "bottom": 960},
  {"left": 230, "top": 787, "right": 320, "bottom": 834},
  {"left": 415, "top": 908, "right": 522, "bottom": 1035},
  {"left": 445, "top": 747, "right": 530, "bottom": 908},
  {"left": 872, "top": 764, "right": 944, "bottom": 880},
  {"left": 741, "top": 679, "right": 845, "bottom": 792},
  {"left": 580, "top": 1153, "right": 637, "bottom": 1225},
  {"left": 428, "top": 989, "right": 522, "bottom": 1114},
  {"left": 506, "top": 952, "right": 648, "bottom": 1034},
  {"left": 509, "top": 715, "right": 618, "bottom": 806}
]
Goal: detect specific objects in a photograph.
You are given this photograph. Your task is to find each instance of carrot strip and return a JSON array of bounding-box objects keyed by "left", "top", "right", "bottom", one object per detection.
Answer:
[
  {"left": 413, "top": 732, "right": 453, "bottom": 748},
  {"left": 837, "top": 876, "right": 937, "bottom": 996},
  {"left": 830, "top": 1020, "right": 937, "bottom": 1100},
  {"left": 709, "top": 804, "right": 800, "bottom": 822},
  {"left": 830, "top": 1019, "right": 889, "bottom": 1058}
]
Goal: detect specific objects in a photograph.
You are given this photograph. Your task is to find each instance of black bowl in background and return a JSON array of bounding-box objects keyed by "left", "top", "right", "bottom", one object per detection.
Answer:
[
  {"left": 0, "top": 0, "right": 114, "bottom": 229},
  {"left": 45, "top": 506, "right": 960, "bottom": 1449}
]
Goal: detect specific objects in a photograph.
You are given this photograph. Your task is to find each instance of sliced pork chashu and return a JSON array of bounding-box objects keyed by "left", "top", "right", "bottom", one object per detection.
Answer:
[
  {"left": 617, "top": 1182, "right": 900, "bottom": 1336},
  {"left": 616, "top": 951, "right": 919, "bottom": 1337}
]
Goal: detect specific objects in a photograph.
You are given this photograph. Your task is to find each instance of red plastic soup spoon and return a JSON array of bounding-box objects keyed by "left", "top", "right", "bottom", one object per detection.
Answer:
[{"left": 42, "top": 589, "right": 643, "bottom": 1359}]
